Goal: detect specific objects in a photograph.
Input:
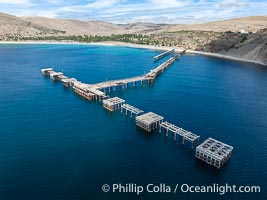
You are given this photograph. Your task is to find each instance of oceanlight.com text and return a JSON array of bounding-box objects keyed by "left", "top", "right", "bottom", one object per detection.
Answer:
[{"left": 102, "top": 183, "right": 261, "bottom": 195}]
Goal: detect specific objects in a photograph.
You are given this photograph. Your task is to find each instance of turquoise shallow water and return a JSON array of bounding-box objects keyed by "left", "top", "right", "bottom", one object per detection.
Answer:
[{"left": 0, "top": 44, "right": 267, "bottom": 200}]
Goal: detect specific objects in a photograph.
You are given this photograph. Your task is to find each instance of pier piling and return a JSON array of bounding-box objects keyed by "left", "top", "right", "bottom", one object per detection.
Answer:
[{"left": 160, "top": 121, "right": 200, "bottom": 148}]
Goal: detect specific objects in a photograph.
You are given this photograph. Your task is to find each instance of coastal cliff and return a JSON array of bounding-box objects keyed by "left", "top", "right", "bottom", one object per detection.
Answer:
[{"left": 197, "top": 29, "right": 267, "bottom": 65}]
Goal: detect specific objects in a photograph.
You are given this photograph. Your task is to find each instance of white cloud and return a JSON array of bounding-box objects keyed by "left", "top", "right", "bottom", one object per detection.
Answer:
[
  {"left": 149, "top": 0, "right": 189, "bottom": 9},
  {"left": 85, "top": 0, "right": 120, "bottom": 9},
  {"left": 45, "top": 0, "right": 66, "bottom": 5},
  {"left": 216, "top": 0, "right": 249, "bottom": 8},
  {"left": 0, "top": 0, "right": 32, "bottom": 5},
  {"left": 34, "top": 10, "right": 58, "bottom": 18},
  {"left": 60, "top": 0, "right": 266, "bottom": 24},
  {"left": 0, "top": 0, "right": 266, "bottom": 24},
  {"left": 58, "top": 0, "right": 121, "bottom": 12}
]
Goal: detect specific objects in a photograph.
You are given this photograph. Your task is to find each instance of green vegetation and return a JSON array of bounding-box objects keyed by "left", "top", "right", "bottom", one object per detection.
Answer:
[
  {"left": 6, "top": 34, "right": 163, "bottom": 45},
  {"left": 3, "top": 30, "right": 223, "bottom": 50},
  {"left": 4, "top": 33, "right": 184, "bottom": 47}
]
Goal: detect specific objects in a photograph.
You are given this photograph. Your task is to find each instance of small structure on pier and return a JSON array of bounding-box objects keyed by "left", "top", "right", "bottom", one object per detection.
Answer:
[
  {"left": 136, "top": 112, "right": 164, "bottom": 132},
  {"left": 49, "top": 72, "right": 63, "bottom": 80},
  {"left": 57, "top": 74, "right": 67, "bottom": 80},
  {"left": 73, "top": 84, "right": 96, "bottom": 100},
  {"left": 154, "top": 49, "right": 175, "bottom": 61},
  {"left": 61, "top": 78, "right": 77, "bottom": 87},
  {"left": 88, "top": 88, "right": 108, "bottom": 101},
  {"left": 160, "top": 121, "right": 200, "bottom": 148},
  {"left": 195, "top": 138, "right": 233, "bottom": 169},
  {"left": 72, "top": 81, "right": 108, "bottom": 101},
  {"left": 103, "top": 97, "right": 125, "bottom": 112},
  {"left": 41, "top": 68, "right": 53, "bottom": 76},
  {"left": 121, "top": 104, "right": 144, "bottom": 118}
]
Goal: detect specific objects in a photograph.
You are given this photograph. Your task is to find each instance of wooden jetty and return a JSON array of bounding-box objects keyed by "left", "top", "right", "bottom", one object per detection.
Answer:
[
  {"left": 136, "top": 112, "right": 164, "bottom": 132},
  {"left": 195, "top": 138, "right": 233, "bottom": 169},
  {"left": 160, "top": 121, "right": 200, "bottom": 148},
  {"left": 102, "top": 97, "right": 125, "bottom": 112},
  {"left": 121, "top": 104, "right": 144, "bottom": 117},
  {"left": 154, "top": 49, "right": 175, "bottom": 61}
]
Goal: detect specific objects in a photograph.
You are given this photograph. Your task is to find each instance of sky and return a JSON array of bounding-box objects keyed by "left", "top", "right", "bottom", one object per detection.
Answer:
[{"left": 0, "top": 0, "right": 266, "bottom": 24}]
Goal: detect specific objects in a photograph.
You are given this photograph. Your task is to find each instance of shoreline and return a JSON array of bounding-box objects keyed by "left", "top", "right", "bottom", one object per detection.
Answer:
[
  {"left": 186, "top": 50, "right": 267, "bottom": 66},
  {"left": 0, "top": 40, "right": 266, "bottom": 66},
  {"left": 0, "top": 40, "right": 180, "bottom": 51}
]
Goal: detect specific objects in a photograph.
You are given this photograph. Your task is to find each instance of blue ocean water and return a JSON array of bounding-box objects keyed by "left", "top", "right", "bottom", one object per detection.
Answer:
[{"left": 0, "top": 44, "right": 266, "bottom": 200}]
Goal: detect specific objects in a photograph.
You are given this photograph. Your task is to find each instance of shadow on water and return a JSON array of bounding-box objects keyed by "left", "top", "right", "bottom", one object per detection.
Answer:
[
  {"left": 135, "top": 126, "right": 156, "bottom": 140},
  {"left": 193, "top": 158, "right": 230, "bottom": 178},
  {"left": 135, "top": 125, "right": 197, "bottom": 158}
]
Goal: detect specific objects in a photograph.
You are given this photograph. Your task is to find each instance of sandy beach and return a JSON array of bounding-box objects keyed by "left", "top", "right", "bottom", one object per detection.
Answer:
[
  {"left": 0, "top": 40, "right": 180, "bottom": 51},
  {"left": 0, "top": 40, "right": 265, "bottom": 66}
]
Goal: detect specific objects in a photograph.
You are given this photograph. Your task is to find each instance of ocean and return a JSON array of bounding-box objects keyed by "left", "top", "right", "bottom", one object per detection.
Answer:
[{"left": 0, "top": 44, "right": 266, "bottom": 200}]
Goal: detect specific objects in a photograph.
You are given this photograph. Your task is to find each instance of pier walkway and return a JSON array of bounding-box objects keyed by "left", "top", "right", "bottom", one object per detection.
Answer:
[
  {"left": 153, "top": 49, "right": 175, "bottom": 61},
  {"left": 42, "top": 53, "right": 180, "bottom": 101},
  {"left": 121, "top": 104, "right": 144, "bottom": 117},
  {"left": 160, "top": 121, "right": 200, "bottom": 148},
  {"left": 146, "top": 55, "right": 179, "bottom": 80},
  {"left": 41, "top": 52, "right": 233, "bottom": 169},
  {"left": 89, "top": 54, "right": 180, "bottom": 91}
]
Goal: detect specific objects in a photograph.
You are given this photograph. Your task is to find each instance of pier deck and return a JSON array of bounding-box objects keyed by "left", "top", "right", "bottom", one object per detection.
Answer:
[
  {"left": 92, "top": 75, "right": 148, "bottom": 91},
  {"left": 41, "top": 68, "right": 53, "bottom": 75},
  {"left": 88, "top": 54, "right": 179, "bottom": 91},
  {"left": 102, "top": 97, "right": 125, "bottom": 112},
  {"left": 41, "top": 54, "right": 179, "bottom": 101},
  {"left": 121, "top": 104, "right": 144, "bottom": 117},
  {"left": 61, "top": 78, "right": 77, "bottom": 87},
  {"left": 154, "top": 49, "right": 175, "bottom": 61},
  {"left": 49, "top": 72, "right": 63, "bottom": 80},
  {"left": 41, "top": 52, "right": 234, "bottom": 170},
  {"left": 136, "top": 112, "right": 164, "bottom": 132},
  {"left": 73, "top": 84, "right": 96, "bottom": 100},
  {"left": 160, "top": 121, "right": 200, "bottom": 148},
  {"left": 195, "top": 138, "right": 233, "bottom": 169},
  {"left": 72, "top": 81, "right": 108, "bottom": 100},
  {"left": 146, "top": 56, "right": 178, "bottom": 80}
]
